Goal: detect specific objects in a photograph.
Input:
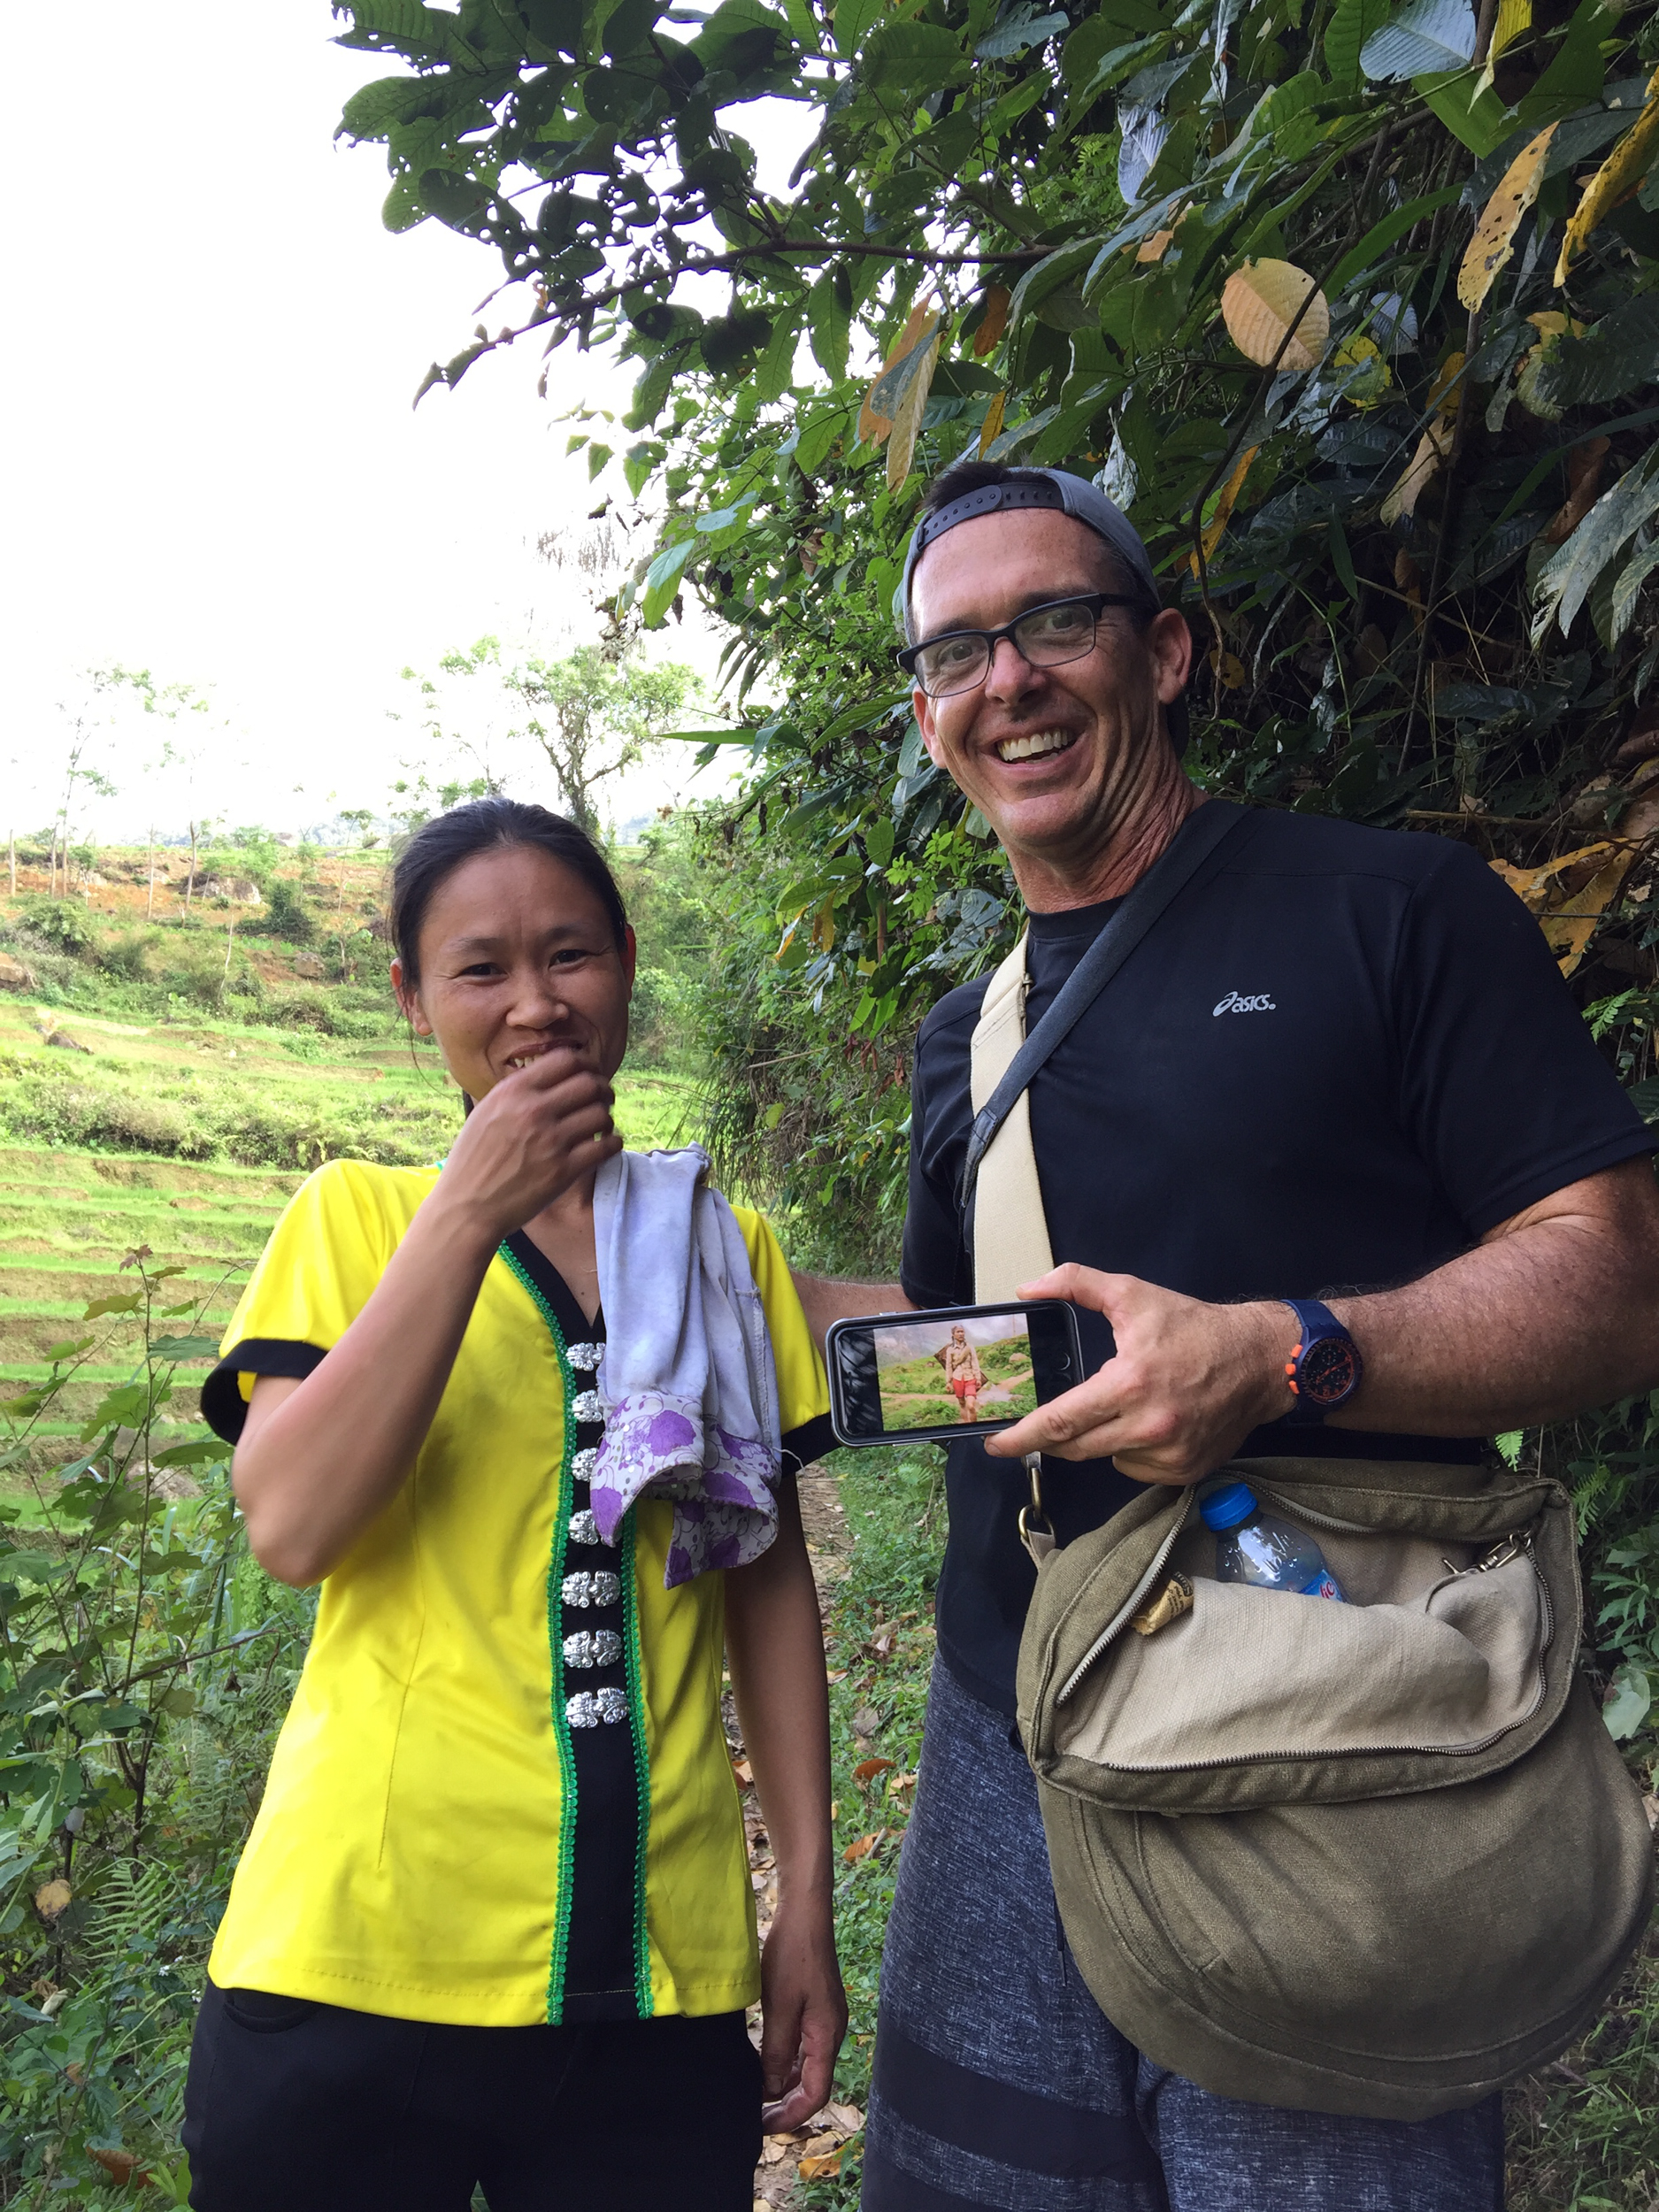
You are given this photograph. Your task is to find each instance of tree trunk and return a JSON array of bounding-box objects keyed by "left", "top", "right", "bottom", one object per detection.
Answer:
[
  {"left": 186, "top": 823, "right": 196, "bottom": 910},
  {"left": 146, "top": 829, "right": 156, "bottom": 922}
]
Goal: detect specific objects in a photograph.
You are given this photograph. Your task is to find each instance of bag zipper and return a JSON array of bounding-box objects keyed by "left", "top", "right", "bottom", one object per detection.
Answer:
[{"left": 1056, "top": 1494, "right": 1197, "bottom": 1705}]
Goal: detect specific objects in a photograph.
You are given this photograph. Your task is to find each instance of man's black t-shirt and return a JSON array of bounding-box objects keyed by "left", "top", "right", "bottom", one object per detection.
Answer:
[{"left": 901, "top": 807, "right": 1654, "bottom": 1715}]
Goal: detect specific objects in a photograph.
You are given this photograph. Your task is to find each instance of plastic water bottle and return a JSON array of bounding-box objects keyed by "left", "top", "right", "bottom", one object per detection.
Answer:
[{"left": 1201, "top": 1482, "right": 1345, "bottom": 1601}]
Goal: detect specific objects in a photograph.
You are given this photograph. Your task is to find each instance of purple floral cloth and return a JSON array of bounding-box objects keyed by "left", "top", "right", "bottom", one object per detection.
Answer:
[{"left": 588, "top": 1148, "right": 782, "bottom": 1586}]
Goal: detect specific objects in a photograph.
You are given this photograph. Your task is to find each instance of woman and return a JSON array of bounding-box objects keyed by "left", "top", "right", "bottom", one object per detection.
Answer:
[
  {"left": 940, "top": 1325, "right": 985, "bottom": 1423},
  {"left": 184, "top": 800, "right": 844, "bottom": 2211}
]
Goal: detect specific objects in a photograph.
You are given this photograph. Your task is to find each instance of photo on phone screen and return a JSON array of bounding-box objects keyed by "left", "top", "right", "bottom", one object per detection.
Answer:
[
  {"left": 826, "top": 1302, "right": 1082, "bottom": 1447},
  {"left": 875, "top": 1313, "right": 1036, "bottom": 1431}
]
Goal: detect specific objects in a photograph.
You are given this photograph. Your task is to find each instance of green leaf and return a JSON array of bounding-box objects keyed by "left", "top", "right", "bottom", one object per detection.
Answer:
[
  {"left": 152, "top": 1439, "right": 232, "bottom": 1469},
  {"left": 41, "top": 1338, "right": 95, "bottom": 1364},
  {"left": 864, "top": 817, "right": 895, "bottom": 866},
  {"left": 754, "top": 313, "right": 799, "bottom": 405},
  {"left": 641, "top": 536, "right": 697, "bottom": 626},
  {"left": 863, "top": 21, "right": 971, "bottom": 88},
  {"left": 1413, "top": 65, "right": 1511, "bottom": 153},
  {"left": 1532, "top": 297, "right": 1659, "bottom": 412},
  {"left": 1007, "top": 239, "right": 1101, "bottom": 330},
  {"left": 1603, "top": 1662, "right": 1652, "bottom": 1740},
  {"left": 1360, "top": 0, "right": 1475, "bottom": 80},
  {"left": 977, "top": 7, "right": 1069, "bottom": 58},
  {"left": 1324, "top": 0, "right": 1389, "bottom": 88},
  {"left": 587, "top": 442, "right": 613, "bottom": 480},
  {"left": 808, "top": 267, "right": 852, "bottom": 382},
  {"left": 382, "top": 170, "right": 429, "bottom": 233},
  {"left": 82, "top": 1294, "right": 142, "bottom": 1321},
  {"left": 148, "top": 1336, "right": 220, "bottom": 1363},
  {"left": 339, "top": 74, "right": 438, "bottom": 139},
  {"left": 1532, "top": 447, "right": 1659, "bottom": 643},
  {"left": 1326, "top": 186, "right": 1459, "bottom": 291},
  {"left": 1609, "top": 539, "right": 1659, "bottom": 647},
  {"left": 833, "top": 0, "right": 884, "bottom": 59}
]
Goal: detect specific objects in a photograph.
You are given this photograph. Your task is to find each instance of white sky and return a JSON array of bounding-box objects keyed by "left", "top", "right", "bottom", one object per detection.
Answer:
[{"left": 0, "top": 6, "right": 811, "bottom": 843}]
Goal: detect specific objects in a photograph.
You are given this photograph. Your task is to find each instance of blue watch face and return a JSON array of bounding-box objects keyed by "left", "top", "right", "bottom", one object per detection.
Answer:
[{"left": 1300, "top": 1333, "right": 1360, "bottom": 1407}]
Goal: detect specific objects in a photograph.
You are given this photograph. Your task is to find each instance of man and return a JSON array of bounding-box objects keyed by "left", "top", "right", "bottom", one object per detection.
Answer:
[{"left": 793, "top": 460, "right": 1659, "bottom": 2210}]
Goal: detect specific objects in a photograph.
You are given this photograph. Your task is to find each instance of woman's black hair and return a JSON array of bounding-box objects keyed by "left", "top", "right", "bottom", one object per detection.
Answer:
[{"left": 389, "top": 798, "right": 629, "bottom": 986}]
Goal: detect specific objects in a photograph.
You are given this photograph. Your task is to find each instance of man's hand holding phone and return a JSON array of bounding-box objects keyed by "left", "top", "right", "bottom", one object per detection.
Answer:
[{"left": 984, "top": 1263, "right": 1296, "bottom": 1486}]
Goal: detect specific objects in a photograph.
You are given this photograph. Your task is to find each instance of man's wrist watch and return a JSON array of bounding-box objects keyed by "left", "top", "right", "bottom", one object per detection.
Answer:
[{"left": 1279, "top": 1298, "right": 1363, "bottom": 1425}]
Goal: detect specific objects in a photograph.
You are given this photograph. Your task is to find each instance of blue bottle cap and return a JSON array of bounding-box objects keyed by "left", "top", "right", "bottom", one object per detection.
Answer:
[{"left": 1200, "top": 1481, "right": 1258, "bottom": 1532}]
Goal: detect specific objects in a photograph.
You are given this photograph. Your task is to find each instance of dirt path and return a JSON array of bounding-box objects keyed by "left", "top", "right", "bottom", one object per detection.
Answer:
[{"left": 741, "top": 1463, "right": 857, "bottom": 2209}]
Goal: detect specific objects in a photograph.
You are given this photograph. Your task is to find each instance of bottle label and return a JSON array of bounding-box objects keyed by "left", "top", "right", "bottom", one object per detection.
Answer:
[{"left": 1301, "top": 1570, "right": 1344, "bottom": 1601}]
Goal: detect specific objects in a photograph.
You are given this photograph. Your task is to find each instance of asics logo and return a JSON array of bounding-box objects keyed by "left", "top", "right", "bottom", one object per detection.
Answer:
[{"left": 1213, "top": 990, "right": 1277, "bottom": 1016}]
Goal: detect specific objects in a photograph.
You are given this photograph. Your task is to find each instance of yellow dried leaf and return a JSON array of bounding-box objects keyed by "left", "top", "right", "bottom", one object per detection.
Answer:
[
  {"left": 34, "top": 1878, "right": 71, "bottom": 1923},
  {"left": 1219, "top": 260, "right": 1330, "bottom": 371},
  {"left": 1427, "top": 352, "right": 1466, "bottom": 416},
  {"left": 858, "top": 303, "right": 938, "bottom": 445},
  {"left": 1478, "top": 0, "right": 1530, "bottom": 91},
  {"left": 1137, "top": 210, "right": 1189, "bottom": 265},
  {"left": 1379, "top": 418, "right": 1455, "bottom": 526},
  {"left": 1490, "top": 841, "right": 1638, "bottom": 975},
  {"left": 1557, "top": 66, "right": 1659, "bottom": 287},
  {"left": 799, "top": 2149, "right": 845, "bottom": 2179},
  {"left": 1188, "top": 445, "right": 1258, "bottom": 575},
  {"left": 842, "top": 1831, "right": 882, "bottom": 1863},
  {"left": 1208, "top": 648, "right": 1247, "bottom": 689},
  {"left": 979, "top": 388, "right": 1007, "bottom": 457},
  {"left": 972, "top": 285, "right": 1011, "bottom": 358},
  {"left": 1458, "top": 124, "right": 1557, "bottom": 309},
  {"left": 887, "top": 328, "right": 941, "bottom": 491}
]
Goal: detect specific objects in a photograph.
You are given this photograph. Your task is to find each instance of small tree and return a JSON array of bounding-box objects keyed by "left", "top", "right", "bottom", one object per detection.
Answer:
[{"left": 396, "top": 639, "right": 698, "bottom": 837}]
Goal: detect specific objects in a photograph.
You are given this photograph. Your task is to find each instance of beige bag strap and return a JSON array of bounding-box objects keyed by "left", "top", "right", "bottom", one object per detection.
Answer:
[
  {"left": 969, "top": 935, "right": 1057, "bottom": 1567},
  {"left": 969, "top": 934, "right": 1056, "bottom": 1303}
]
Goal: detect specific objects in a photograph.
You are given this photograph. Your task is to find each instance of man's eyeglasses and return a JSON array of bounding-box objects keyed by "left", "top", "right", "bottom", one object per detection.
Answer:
[{"left": 895, "top": 593, "right": 1138, "bottom": 700}]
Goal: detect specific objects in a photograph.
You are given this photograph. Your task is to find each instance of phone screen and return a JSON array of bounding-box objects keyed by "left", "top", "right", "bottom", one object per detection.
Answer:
[
  {"left": 827, "top": 1302, "right": 1081, "bottom": 1446},
  {"left": 872, "top": 1314, "right": 1036, "bottom": 1432}
]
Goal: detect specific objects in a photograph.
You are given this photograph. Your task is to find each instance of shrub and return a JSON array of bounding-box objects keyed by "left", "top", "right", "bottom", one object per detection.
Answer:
[
  {"left": 96, "top": 928, "right": 158, "bottom": 984},
  {"left": 262, "top": 879, "right": 315, "bottom": 945},
  {"left": 14, "top": 897, "right": 94, "bottom": 955}
]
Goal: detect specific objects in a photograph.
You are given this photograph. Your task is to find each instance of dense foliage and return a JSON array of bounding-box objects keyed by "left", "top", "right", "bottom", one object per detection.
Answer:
[{"left": 0, "top": 1264, "right": 310, "bottom": 2202}]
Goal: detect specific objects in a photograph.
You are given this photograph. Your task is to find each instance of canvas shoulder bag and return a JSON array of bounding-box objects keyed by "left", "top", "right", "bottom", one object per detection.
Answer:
[{"left": 968, "top": 826, "right": 1655, "bottom": 2122}]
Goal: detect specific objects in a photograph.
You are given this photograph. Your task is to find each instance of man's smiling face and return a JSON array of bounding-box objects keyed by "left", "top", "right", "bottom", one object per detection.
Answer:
[{"left": 908, "top": 510, "right": 1192, "bottom": 887}]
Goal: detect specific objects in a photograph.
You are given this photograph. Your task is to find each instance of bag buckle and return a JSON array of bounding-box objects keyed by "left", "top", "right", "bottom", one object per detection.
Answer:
[
  {"left": 1443, "top": 1530, "right": 1531, "bottom": 1577},
  {"left": 1018, "top": 1451, "right": 1056, "bottom": 1558}
]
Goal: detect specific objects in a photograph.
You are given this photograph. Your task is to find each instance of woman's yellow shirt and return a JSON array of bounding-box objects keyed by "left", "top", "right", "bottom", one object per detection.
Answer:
[{"left": 203, "top": 1160, "right": 830, "bottom": 2027}]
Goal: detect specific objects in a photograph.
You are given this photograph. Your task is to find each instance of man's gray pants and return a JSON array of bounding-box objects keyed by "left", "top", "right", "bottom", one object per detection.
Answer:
[{"left": 861, "top": 1659, "right": 1504, "bottom": 2211}]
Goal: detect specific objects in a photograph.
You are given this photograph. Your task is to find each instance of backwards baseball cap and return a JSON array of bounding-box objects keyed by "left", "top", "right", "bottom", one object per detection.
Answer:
[
  {"left": 897, "top": 465, "right": 1189, "bottom": 751},
  {"left": 898, "top": 467, "right": 1159, "bottom": 645}
]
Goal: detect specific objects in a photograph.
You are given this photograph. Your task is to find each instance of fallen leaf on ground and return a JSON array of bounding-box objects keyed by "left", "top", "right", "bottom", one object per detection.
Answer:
[
  {"left": 843, "top": 1831, "right": 884, "bottom": 1864},
  {"left": 799, "top": 2149, "right": 845, "bottom": 2179},
  {"left": 854, "top": 1756, "right": 896, "bottom": 1784},
  {"left": 826, "top": 2101, "right": 866, "bottom": 2132},
  {"left": 731, "top": 1756, "right": 753, "bottom": 1787},
  {"left": 851, "top": 1705, "right": 882, "bottom": 1736}
]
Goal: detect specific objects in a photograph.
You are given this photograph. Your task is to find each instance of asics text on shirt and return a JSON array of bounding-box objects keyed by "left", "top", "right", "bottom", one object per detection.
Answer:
[{"left": 1213, "top": 990, "right": 1277, "bottom": 1015}]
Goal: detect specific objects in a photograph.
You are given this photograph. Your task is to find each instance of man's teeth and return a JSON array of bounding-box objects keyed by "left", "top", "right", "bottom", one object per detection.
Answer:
[{"left": 996, "top": 729, "right": 1076, "bottom": 763}]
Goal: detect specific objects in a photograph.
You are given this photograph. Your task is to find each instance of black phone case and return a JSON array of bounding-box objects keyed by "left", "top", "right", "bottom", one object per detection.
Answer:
[{"left": 825, "top": 1302, "right": 1081, "bottom": 1448}]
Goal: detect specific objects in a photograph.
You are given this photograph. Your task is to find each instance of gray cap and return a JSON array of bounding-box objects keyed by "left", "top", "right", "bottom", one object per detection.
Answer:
[
  {"left": 896, "top": 465, "right": 1188, "bottom": 752},
  {"left": 898, "top": 467, "right": 1159, "bottom": 645}
]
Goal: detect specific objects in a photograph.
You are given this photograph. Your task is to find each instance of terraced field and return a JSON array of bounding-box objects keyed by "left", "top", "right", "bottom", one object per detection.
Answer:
[
  {"left": 0, "top": 1042, "right": 701, "bottom": 1504},
  {"left": 0, "top": 1147, "right": 297, "bottom": 1500}
]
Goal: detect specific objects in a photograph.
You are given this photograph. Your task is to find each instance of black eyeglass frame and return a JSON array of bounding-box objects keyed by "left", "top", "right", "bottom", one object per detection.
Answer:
[{"left": 895, "top": 592, "right": 1141, "bottom": 698}]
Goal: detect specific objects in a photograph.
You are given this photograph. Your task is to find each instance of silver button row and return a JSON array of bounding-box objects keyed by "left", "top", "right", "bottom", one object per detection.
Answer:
[
  {"left": 566, "top": 1687, "right": 629, "bottom": 1727},
  {"left": 566, "top": 1342, "right": 603, "bottom": 1375},
  {"left": 561, "top": 1571, "right": 620, "bottom": 1609},
  {"left": 567, "top": 1509, "right": 611, "bottom": 1548},
  {"left": 572, "top": 1448, "right": 597, "bottom": 1484},
  {"left": 571, "top": 1390, "right": 603, "bottom": 1425},
  {"left": 563, "top": 1629, "right": 622, "bottom": 1670}
]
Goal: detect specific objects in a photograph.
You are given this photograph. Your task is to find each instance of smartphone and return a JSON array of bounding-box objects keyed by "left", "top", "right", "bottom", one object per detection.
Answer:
[{"left": 826, "top": 1300, "right": 1084, "bottom": 1447}]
